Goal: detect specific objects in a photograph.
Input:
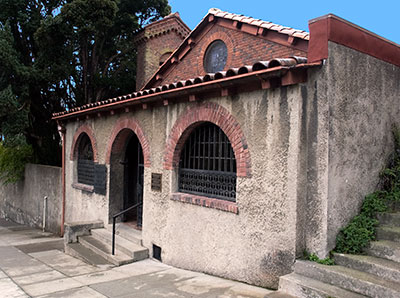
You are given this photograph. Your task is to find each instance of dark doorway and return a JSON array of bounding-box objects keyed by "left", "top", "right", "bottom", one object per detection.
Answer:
[{"left": 121, "top": 134, "right": 144, "bottom": 228}]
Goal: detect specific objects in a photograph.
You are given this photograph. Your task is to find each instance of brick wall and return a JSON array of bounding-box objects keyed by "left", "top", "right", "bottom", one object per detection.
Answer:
[
  {"left": 160, "top": 24, "right": 307, "bottom": 85},
  {"left": 135, "top": 16, "right": 189, "bottom": 91}
]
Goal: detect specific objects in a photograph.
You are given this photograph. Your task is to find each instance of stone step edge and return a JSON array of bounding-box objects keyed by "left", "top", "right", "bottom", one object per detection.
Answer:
[
  {"left": 279, "top": 272, "right": 366, "bottom": 298},
  {"left": 65, "top": 242, "right": 113, "bottom": 269},
  {"left": 295, "top": 260, "right": 400, "bottom": 297},
  {"left": 365, "top": 240, "right": 400, "bottom": 263},
  {"left": 90, "top": 228, "right": 148, "bottom": 258},
  {"left": 91, "top": 228, "right": 144, "bottom": 254},
  {"left": 333, "top": 252, "right": 400, "bottom": 283},
  {"left": 79, "top": 235, "right": 133, "bottom": 266},
  {"left": 106, "top": 224, "right": 143, "bottom": 244}
]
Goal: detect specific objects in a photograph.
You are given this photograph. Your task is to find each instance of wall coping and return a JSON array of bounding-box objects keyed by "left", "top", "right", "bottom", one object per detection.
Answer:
[{"left": 308, "top": 14, "right": 400, "bottom": 67}]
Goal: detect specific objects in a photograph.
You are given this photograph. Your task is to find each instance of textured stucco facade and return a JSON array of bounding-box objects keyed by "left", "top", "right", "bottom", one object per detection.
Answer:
[
  {"left": 64, "top": 85, "right": 305, "bottom": 287},
  {"left": 57, "top": 11, "right": 400, "bottom": 290},
  {"left": 301, "top": 42, "right": 400, "bottom": 257}
]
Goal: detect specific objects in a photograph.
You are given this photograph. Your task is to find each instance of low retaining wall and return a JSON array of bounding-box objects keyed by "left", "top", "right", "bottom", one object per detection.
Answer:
[{"left": 0, "top": 163, "right": 62, "bottom": 234}]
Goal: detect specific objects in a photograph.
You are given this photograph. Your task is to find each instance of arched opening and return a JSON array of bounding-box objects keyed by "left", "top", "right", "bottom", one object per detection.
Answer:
[
  {"left": 178, "top": 122, "right": 237, "bottom": 201},
  {"left": 77, "top": 133, "right": 94, "bottom": 186},
  {"left": 109, "top": 129, "right": 144, "bottom": 228}
]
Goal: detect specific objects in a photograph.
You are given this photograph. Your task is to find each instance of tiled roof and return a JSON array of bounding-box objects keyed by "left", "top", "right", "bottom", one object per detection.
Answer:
[
  {"left": 208, "top": 8, "right": 309, "bottom": 40},
  {"left": 53, "top": 57, "right": 316, "bottom": 119}
]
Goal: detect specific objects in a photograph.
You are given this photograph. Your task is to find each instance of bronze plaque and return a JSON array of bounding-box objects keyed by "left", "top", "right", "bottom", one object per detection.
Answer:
[{"left": 151, "top": 173, "right": 162, "bottom": 192}]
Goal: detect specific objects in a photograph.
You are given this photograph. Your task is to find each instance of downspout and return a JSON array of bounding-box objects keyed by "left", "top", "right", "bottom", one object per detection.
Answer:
[{"left": 58, "top": 122, "right": 66, "bottom": 237}]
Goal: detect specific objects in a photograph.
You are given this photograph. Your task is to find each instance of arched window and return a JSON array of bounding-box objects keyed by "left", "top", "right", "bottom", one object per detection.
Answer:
[
  {"left": 178, "top": 122, "right": 236, "bottom": 201},
  {"left": 77, "top": 133, "right": 94, "bottom": 185}
]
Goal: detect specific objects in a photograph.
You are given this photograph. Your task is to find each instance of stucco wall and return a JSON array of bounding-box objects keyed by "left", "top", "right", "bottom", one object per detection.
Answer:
[
  {"left": 0, "top": 163, "right": 62, "bottom": 233},
  {"left": 64, "top": 85, "right": 304, "bottom": 289},
  {"left": 302, "top": 41, "right": 400, "bottom": 256}
]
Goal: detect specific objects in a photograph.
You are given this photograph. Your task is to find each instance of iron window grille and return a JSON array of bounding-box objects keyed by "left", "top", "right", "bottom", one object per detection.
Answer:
[
  {"left": 178, "top": 122, "right": 237, "bottom": 201},
  {"left": 77, "top": 134, "right": 94, "bottom": 185}
]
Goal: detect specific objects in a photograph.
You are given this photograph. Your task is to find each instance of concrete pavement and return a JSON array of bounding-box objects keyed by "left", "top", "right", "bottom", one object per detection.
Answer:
[{"left": 0, "top": 218, "right": 288, "bottom": 298}]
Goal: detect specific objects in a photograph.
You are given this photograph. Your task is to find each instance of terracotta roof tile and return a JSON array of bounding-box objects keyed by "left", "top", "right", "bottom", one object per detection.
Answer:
[
  {"left": 53, "top": 57, "right": 312, "bottom": 118},
  {"left": 208, "top": 8, "right": 309, "bottom": 40}
]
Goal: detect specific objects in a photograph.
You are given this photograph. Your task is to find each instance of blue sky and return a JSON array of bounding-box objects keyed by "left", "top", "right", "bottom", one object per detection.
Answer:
[{"left": 169, "top": 0, "right": 400, "bottom": 45}]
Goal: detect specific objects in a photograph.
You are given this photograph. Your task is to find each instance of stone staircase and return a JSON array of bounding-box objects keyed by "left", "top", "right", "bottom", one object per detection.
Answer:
[
  {"left": 279, "top": 209, "right": 400, "bottom": 297},
  {"left": 65, "top": 222, "right": 148, "bottom": 267}
]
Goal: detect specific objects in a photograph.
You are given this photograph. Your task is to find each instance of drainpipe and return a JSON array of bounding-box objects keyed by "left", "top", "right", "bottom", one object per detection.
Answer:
[{"left": 58, "top": 122, "right": 66, "bottom": 237}]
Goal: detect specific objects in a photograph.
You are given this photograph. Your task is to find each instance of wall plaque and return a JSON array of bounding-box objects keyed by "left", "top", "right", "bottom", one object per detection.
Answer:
[
  {"left": 94, "top": 164, "right": 107, "bottom": 195},
  {"left": 151, "top": 173, "right": 162, "bottom": 192}
]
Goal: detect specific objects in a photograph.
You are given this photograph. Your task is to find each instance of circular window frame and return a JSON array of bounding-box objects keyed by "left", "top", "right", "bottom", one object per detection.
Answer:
[
  {"left": 203, "top": 40, "right": 228, "bottom": 73},
  {"left": 198, "top": 31, "right": 234, "bottom": 76}
]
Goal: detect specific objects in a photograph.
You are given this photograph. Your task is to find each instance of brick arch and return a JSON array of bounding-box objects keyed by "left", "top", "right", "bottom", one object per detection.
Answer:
[
  {"left": 70, "top": 124, "right": 98, "bottom": 162},
  {"left": 105, "top": 118, "right": 151, "bottom": 167},
  {"left": 164, "top": 102, "right": 251, "bottom": 177}
]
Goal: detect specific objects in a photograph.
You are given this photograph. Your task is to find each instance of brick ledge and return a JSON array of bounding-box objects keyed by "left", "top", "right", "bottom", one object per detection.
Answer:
[{"left": 170, "top": 192, "right": 238, "bottom": 214}]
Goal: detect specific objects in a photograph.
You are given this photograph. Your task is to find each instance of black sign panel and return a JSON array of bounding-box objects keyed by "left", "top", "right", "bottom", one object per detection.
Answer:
[
  {"left": 151, "top": 173, "right": 162, "bottom": 192},
  {"left": 94, "top": 164, "right": 107, "bottom": 195}
]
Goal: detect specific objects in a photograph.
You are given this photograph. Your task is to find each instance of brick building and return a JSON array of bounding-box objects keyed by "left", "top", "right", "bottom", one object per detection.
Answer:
[{"left": 53, "top": 9, "right": 400, "bottom": 290}]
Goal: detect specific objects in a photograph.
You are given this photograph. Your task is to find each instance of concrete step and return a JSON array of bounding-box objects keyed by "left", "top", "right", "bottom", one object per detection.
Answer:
[
  {"left": 65, "top": 242, "right": 113, "bottom": 268},
  {"left": 264, "top": 291, "right": 296, "bottom": 298},
  {"left": 294, "top": 260, "right": 400, "bottom": 298},
  {"left": 365, "top": 240, "right": 400, "bottom": 263},
  {"left": 106, "top": 223, "right": 142, "bottom": 245},
  {"left": 279, "top": 272, "right": 366, "bottom": 298},
  {"left": 387, "top": 201, "right": 400, "bottom": 212},
  {"left": 333, "top": 252, "right": 400, "bottom": 283},
  {"left": 376, "top": 226, "right": 400, "bottom": 242},
  {"left": 91, "top": 228, "right": 148, "bottom": 261},
  {"left": 377, "top": 212, "right": 400, "bottom": 227},
  {"left": 79, "top": 235, "right": 133, "bottom": 266}
]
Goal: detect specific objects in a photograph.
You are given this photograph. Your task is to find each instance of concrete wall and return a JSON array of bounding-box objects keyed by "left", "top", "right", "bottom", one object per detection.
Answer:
[
  {"left": 0, "top": 163, "right": 62, "bottom": 234},
  {"left": 64, "top": 85, "right": 304, "bottom": 289},
  {"left": 302, "top": 41, "right": 400, "bottom": 256}
]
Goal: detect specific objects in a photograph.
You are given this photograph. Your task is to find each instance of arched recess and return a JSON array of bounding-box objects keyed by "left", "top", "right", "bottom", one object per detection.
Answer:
[
  {"left": 164, "top": 102, "right": 251, "bottom": 177},
  {"left": 106, "top": 118, "right": 150, "bottom": 225},
  {"left": 105, "top": 118, "right": 151, "bottom": 167},
  {"left": 70, "top": 124, "right": 98, "bottom": 162}
]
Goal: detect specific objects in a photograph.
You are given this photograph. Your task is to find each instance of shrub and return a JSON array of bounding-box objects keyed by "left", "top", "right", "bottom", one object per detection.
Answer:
[{"left": 0, "top": 141, "right": 33, "bottom": 184}]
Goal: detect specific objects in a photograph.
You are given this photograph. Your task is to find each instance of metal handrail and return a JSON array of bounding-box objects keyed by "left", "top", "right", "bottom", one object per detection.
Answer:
[{"left": 112, "top": 202, "right": 142, "bottom": 255}]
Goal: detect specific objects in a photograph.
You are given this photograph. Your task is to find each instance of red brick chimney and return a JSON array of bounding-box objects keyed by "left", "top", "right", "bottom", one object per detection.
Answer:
[{"left": 134, "top": 13, "right": 190, "bottom": 91}]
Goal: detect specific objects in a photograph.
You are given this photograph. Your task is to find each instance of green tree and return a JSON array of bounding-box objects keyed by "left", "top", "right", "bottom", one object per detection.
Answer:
[{"left": 0, "top": 0, "right": 170, "bottom": 176}]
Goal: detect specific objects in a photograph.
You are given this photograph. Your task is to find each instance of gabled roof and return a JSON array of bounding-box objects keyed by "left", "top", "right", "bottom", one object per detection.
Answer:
[{"left": 142, "top": 8, "right": 309, "bottom": 90}]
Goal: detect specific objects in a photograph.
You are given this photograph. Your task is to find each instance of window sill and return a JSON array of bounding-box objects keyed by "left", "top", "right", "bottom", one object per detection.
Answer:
[
  {"left": 170, "top": 192, "right": 238, "bottom": 214},
  {"left": 72, "top": 182, "right": 94, "bottom": 193}
]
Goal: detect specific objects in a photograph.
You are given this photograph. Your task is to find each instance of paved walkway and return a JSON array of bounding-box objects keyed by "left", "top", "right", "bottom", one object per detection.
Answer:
[{"left": 0, "top": 218, "right": 282, "bottom": 298}]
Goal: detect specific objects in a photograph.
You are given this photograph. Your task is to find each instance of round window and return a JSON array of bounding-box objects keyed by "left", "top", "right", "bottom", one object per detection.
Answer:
[{"left": 203, "top": 40, "right": 228, "bottom": 73}]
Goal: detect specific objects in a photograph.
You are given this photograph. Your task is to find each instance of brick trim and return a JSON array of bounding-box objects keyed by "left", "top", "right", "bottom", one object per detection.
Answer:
[
  {"left": 171, "top": 193, "right": 238, "bottom": 214},
  {"left": 197, "top": 31, "right": 234, "bottom": 75},
  {"left": 70, "top": 124, "right": 98, "bottom": 162},
  {"left": 163, "top": 102, "right": 251, "bottom": 177},
  {"left": 105, "top": 118, "right": 151, "bottom": 167}
]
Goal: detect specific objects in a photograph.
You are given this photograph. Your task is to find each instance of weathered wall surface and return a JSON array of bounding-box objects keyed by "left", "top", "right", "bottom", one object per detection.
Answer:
[
  {"left": 0, "top": 164, "right": 62, "bottom": 233},
  {"left": 142, "top": 87, "right": 304, "bottom": 289},
  {"left": 64, "top": 121, "right": 110, "bottom": 224},
  {"left": 64, "top": 85, "right": 304, "bottom": 289},
  {"left": 302, "top": 41, "right": 400, "bottom": 256}
]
